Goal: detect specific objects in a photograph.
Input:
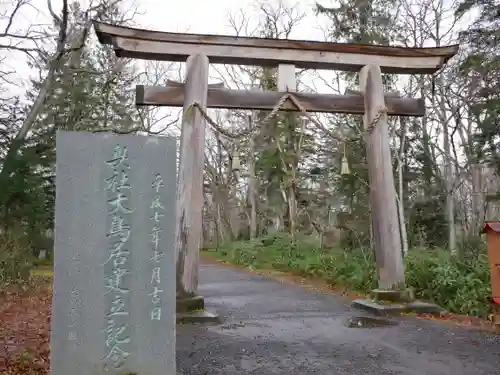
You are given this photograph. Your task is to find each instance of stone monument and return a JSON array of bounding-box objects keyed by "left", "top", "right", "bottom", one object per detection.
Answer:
[{"left": 51, "top": 131, "right": 177, "bottom": 375}]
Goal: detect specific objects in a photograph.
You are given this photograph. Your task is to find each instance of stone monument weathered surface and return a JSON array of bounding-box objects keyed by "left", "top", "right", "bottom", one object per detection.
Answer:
[{"left": 51, "top": 131, "right": 177, "bottom": 375}]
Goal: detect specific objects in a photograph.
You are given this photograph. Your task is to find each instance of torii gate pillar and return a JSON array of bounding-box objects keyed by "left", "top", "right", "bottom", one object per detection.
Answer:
[
  {"left": 174, "top": 55, "right": 220, "bottom": 322},
  {"left": 175, "top": 54, "right": 208, "bottom": 299},
  {"left": 352, "top": 65, "right": 441, "bottom": 315}
]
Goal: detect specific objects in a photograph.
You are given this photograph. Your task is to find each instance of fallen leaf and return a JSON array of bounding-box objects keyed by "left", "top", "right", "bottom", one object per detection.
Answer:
[{"left": 0, "top": 278, "right": 52, "bottom": 375}]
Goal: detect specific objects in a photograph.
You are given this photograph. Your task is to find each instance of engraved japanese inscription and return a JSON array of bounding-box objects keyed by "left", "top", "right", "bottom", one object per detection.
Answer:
[
  {"left": 51, "top": 131, "right": 177, "bottom": 375},
  {"left": 103, "top": 144, "right": 132, "bottom": 370},
  {"left": 150, "top": 173, "right": 165, "bottom": 321}
]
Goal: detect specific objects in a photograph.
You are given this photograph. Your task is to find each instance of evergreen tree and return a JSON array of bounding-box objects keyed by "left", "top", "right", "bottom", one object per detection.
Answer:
[
  {"left": 315, "top": 0, "right": 401, "bottom": 246},
  {"left": 0, "top": 1, "right": 139, "bottom": 256},
  {"left": 458, "top": 1, "right": 500, "bottom": 177}
]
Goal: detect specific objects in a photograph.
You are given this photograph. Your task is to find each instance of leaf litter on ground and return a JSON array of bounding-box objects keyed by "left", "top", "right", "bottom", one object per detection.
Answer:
[{"left": 0, "top": 276, "right": 52, "bottom": 375}]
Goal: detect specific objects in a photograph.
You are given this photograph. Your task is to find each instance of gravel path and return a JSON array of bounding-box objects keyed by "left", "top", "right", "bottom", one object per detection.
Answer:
[{"left": 176, "top": 262, "right": 500, "bottom": 375}]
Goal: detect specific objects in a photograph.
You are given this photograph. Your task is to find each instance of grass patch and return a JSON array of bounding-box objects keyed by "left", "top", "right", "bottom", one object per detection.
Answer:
[{"left": 30, "top": 267, "right": 53, "bottom": 278}]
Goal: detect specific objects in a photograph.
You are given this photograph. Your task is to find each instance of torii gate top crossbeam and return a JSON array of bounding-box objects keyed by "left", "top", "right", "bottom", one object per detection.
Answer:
[{"left": 94, "top": 22, "right": 458, "bottom": 74}]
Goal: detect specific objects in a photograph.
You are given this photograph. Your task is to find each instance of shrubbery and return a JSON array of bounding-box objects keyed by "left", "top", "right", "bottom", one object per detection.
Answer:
[
  {"left": 0, "top": 229, "right": 35, "bottom": 287},
  {"left": 207, "top": 233, "right": 492, "bottom": 318}
]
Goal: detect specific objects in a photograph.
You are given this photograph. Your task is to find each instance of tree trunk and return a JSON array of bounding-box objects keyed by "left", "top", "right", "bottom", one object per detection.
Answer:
[
  {"left": 471, "top": 163, "right": 483, "bottom": 236},
  {"left": 287, "top": 184, "right": 298, "bottom": 238},
  {"left": 397, "top": 117, "right": 409, "bottom": 256},
  {"left": 439, "top": 74, "right": 457, "bottom": 254},
  {"left": 248, "top": 116, "right": 258, "bottom": 239}
]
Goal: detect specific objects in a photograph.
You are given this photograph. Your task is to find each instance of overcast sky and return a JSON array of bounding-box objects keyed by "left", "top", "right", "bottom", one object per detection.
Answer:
[
  {"left": 1, "top": 0, "right": 332, "bottom": 94},
  {"left": 134, "top": 0, "right": 323, "bottom": 36},
  {"left": 2, "top": 0, "right": 474, "bottom": 86}
]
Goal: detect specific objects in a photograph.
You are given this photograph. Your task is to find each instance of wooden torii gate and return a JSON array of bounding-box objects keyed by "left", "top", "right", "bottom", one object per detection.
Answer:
[{"left": 94, "top": 21, "right": 458, "bottom": 313}]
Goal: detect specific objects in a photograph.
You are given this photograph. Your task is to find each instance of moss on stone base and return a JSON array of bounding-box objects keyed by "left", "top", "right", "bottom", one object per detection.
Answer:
[
  {"left": 371, "top": 288, "right": 415, "bottom": 303},
  {"left": 176, "top": 295, "right": 205, "bottom": 313}
]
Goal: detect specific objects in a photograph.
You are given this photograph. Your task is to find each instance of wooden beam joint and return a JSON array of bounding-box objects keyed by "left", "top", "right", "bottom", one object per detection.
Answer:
[
  {"left": 166, "top": 79, "right": 225, "bottom": 89},
  {"left": 345, "top": 88, "right": 401, "bottom": 98},
  {"left": 278, "top": 64, "right": 296, "bottom": 92}
]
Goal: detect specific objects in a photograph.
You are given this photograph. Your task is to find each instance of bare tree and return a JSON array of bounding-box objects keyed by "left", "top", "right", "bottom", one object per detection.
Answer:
[{"left": 0, "top": 0, "right": 127, "bottom": 179}]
